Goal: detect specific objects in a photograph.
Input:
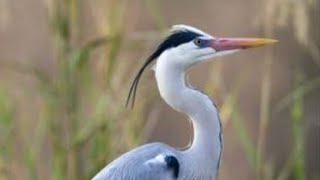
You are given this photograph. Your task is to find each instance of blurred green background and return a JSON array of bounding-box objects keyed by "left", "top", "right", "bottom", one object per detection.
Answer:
[{"left": 0, "top": 0, "right": 319, "bottom": 179}]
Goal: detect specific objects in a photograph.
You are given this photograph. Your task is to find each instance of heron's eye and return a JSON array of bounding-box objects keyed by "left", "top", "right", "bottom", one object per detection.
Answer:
[{"left": 194, "top": 38, "right": 203, "bottom": 46}]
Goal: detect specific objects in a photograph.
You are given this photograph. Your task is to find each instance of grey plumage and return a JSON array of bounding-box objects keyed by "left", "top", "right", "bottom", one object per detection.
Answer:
[{"left": 92, "top": 143, "right": 180, "bottom": 180}]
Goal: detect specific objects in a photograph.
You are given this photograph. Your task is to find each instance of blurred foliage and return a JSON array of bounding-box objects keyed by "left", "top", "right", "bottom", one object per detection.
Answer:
[
  {"left": 40, "top": 0, "right": 150, "bottom": 179},
  {"left": 0, "top": 88, "right": 14, "bottom": 179},
  {"left": 263, "top": 0, "right": 319, "bottom": 65},
  {"left": 239, "top": 0, "right": 320, "bottom": 179},
  {"left": 1, "top": 0, "right": 153, "bottom": 179}
]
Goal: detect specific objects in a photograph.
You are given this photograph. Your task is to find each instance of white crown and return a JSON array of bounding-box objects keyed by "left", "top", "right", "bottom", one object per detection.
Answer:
[{"left": 170, "top": 24, "right": 212, "bottom": 37}]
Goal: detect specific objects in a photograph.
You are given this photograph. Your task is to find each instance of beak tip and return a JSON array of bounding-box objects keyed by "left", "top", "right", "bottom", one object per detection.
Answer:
[
  {"left": 250, "top": 38, "right": 278, "bottom": 48},
  {"left": 267, "top": 39, "right": 278, "bottom": 44}
]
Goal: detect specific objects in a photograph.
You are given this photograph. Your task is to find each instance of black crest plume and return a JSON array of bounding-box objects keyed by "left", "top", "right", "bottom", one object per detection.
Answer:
[{"left": 126, "top": 29, "right": 202, "bottom": 108}]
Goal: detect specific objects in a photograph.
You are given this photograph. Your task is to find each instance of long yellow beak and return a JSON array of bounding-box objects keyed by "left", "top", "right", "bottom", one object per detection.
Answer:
[{"left": 211, "top": 37, "right": 278, "bottom": 51}]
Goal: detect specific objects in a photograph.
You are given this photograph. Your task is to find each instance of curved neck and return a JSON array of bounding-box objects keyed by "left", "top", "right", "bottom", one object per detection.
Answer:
[{"left": 155, "top": 53, "right": 222, "bottom": 177}]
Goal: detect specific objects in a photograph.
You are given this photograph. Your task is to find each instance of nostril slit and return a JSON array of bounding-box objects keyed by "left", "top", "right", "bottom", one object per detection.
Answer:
[{"left": 219, "top": 39, "right": 228, "bottom": 43}]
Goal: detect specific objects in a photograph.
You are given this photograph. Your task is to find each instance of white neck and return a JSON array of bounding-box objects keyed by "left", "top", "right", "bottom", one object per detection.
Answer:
[{"left": 155, "top": 51, "right": 223, "bottom": 178}]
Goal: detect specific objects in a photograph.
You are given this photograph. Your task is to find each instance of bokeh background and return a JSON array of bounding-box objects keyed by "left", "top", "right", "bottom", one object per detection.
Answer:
[{"left": 0, "top": 0, "right": 319, "bottom": 179}]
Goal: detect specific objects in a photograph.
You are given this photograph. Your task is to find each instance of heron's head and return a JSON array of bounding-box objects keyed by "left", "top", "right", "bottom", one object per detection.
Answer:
[{"left": 127, "top": 25, "right": 277, "bottom": 107}]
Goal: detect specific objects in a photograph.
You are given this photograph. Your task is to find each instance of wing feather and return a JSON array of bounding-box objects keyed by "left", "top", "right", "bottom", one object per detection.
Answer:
[{"left": 92, "top": 143, "right": 178, "bottom": 180}]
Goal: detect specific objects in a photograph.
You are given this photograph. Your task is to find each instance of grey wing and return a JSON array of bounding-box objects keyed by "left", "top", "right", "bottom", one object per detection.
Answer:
[{"left": 92, "top": 143, "right": 179, "bottom": 180}]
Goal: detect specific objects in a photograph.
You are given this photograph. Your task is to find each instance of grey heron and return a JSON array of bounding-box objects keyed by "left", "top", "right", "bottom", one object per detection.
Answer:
[{"left": 92, "top": 25, "right": 277, "bottom": 180}]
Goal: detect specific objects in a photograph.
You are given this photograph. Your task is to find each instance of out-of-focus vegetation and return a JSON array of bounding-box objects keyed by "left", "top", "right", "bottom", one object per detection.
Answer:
[
  {"left": 1, "top": 0, "right": 152, "bottom": 179},
  {"left": 0, "top": 0, "right": 319, "bottom": 180},
  {"left": 256, "top": 1, "right": 319, "bottom": 179}
]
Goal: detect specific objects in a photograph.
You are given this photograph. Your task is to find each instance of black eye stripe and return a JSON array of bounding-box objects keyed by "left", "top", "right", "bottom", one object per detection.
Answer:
[
  {"left": 158, "top": 31, "right": 203, "bottom": 52},
  {"left": 126, "top": 30, "right": 203, "bottom": 108}
]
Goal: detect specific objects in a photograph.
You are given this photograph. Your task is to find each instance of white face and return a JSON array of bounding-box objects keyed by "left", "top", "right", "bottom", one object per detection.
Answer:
[{"left": 154, "top": 24, "right": 275, "bottom": 72}]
